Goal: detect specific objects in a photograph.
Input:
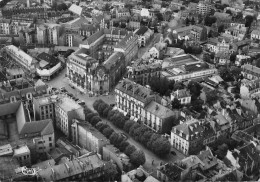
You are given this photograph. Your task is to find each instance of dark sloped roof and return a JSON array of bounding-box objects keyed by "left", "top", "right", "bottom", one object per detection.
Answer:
[
  {"left": 135, "top": 26, "right": 149, "bottom": 35},
  {"left": 19, "top": 119, "right": 54, "bottom": 136},
  {"left": 0, "top": 101, "right": 22, "bottom": 116}
]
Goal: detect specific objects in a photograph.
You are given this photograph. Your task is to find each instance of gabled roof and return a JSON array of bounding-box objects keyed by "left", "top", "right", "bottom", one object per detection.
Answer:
[
  {"left": 0, "top": 101, "right": 22, "bottom": 117},
  {"left": 68, "top": 4, "right": 83, "bottom": 16},
  {"left": 19, "top": 119, "right": 54, "bottom": 136},
  {"left": 135, "top": 26, "right": 149, "bottom": 35},
  {"left": 103, "top": 52, "right": 124, "bottom": 70},
  {"left": 144, "top": 101, "right": 176, "bottom": 119}
]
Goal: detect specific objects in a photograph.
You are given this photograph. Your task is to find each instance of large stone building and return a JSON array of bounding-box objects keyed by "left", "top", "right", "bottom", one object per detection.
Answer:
[
  {"left": 3, "top": 45, "right": 38, "bottom": 76},
  {"left": 71, "top": 119, "right": 110, "bottom": 155},
  {"left": 55, "top": 97, "right": 85, "bottom": 137},
  {"left": 115, "top": 79, "right": 179, "bottom": 134},
  {"left": 67, "top": 28, "right": 138, "bottom": 95}
]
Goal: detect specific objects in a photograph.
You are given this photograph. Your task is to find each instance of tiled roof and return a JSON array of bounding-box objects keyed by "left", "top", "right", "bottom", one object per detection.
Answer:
[
  {"left": 37, "top": 153, "right": 104, "bottom": 181},
  {"left": 242, "top": 64, "right": 260, "bottom": 75},
  {"left": 19, "top": 119, "right": 54, "bottom": 136},
  {"left": 174, "top": 89, "right": 190, "bottom": 99},
  {"left": 116, "top": 78, "right": 155, "bottom": 103},
  {"left": 135, "top": 26, "right": 149, "bottom": 35},
  {"left": 103, "top": 52, "right": 124, "bottom": 70},
  {"left": 114, "top": 33, "right": 137, "bottom": 50},
  {"left": 144, "top": 101, "right": 176, "bottom": 119},
  {"left": 174, "top": 119, "right": 204, "bottom": 136},
  {"left": 0, "top": 101, "right": 21, "bottom": 116},
  {"left": 197, "top": 149, "right": 218, "bottom": 170}
]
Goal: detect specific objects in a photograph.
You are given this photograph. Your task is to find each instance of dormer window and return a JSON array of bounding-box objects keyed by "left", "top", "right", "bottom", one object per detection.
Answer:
[{"left": 26, "top": 93, "right": 32, "bottom": 100}]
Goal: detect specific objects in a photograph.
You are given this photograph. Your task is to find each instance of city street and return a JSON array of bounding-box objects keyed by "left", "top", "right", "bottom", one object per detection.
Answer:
[{"left": 46, "top": 37, "right": 185, "bottom": 175}]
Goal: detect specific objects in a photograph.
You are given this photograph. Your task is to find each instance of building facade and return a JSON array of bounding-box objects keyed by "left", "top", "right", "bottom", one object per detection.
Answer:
[
  {"left": 67, "top": 28, "right": 138, "bottom": 95},
  {"left": 115, "top": 79, "right": 179, "bottom": 134},
  {"left": 33, "top": 95, "right": 56, "bottom": 121},
  {"left": 71, "top": 119, "right": 109, "bottom": 155},
  {"left": 55, "top": 97, "right": 85, "bottom": 137},
  {"left": 196, "top": 1, "right": 212, "bottom": 15},
  {"left": 3, "top": 45, "right": 38, "bottom": 76}
]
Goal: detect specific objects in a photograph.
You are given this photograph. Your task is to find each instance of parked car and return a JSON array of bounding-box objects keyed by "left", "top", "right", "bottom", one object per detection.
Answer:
[
  {"left": 74, "top": 98, "right": 79, "bottom": 102},
  {"left": 78, "top": 101, "right": 85, "bottom": 106},
  {"left": 171, "top": 150, "right": 176, "bottom": 155},
  {"left": 67, "top": 93, "right": 73, "bottom": 97}
]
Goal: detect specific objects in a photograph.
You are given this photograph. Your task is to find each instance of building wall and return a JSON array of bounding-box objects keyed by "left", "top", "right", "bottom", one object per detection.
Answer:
[
  {"left": 103, "top": 145, "right": 124, "bottom": 172},
  {"left": 33, "top": 133, "right": 55, "bottom": 153}
]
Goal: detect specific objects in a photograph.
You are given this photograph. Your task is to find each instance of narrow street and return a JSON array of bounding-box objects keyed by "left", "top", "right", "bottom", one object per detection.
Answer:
[{"left": 138, "top": 33, "right": 162, "bottom": 58}]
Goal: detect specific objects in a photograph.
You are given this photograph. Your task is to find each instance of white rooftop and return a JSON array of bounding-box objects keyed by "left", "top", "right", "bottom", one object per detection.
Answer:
[{"left": 13, "top": 145, "right": 30, "bottom": 156}]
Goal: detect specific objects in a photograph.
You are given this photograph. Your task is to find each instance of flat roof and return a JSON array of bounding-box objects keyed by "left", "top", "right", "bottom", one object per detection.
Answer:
[
  {"left": 13, "top": 145, "right": 30, "bottom": 156},
  {"left": 57, "top": 97, "right": 82, "bottom": 112}
]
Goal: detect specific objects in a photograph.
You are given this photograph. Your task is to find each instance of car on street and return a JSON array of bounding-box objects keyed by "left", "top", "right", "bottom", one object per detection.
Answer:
[
  {"left": 170, "top": 150, "right": 176, "bottom": 155},
  {"left": 78, "top": 101, "right": 85, "bottom": 106},
  {"left": 67, "top": 93, "right": 73, "bottom": 97},
  {"left": 74, "top": 98, "right": 79, "bottom": 102}
]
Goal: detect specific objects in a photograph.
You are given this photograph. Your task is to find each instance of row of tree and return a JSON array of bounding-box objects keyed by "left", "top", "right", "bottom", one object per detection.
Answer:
[
  {"left": 93, "top": 99, "right": 171, "bottom": 157},
  {"left": 84, "top": 106, "right": 146, "bottom": 167}
]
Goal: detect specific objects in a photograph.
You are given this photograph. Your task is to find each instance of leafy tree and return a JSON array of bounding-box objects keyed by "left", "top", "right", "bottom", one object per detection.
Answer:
[
  {"left": 229, "top": 53, "right": 237, "bottom": 64},
  {"left": 132, "top": 125, "right": 149, "bottom": 142},
  {"left": 102, "top": 127, "right": 114, "bottom": 138},
  {"left": 152, "top": 137, "right": 171, "bottom": 156},
  {"left": 147, "top": 133, "right": 160, "bottom": 149},
  {"left": 235, "top": 12, "right": 243, "bottom": 19},
  {"left": 108, "top": 110, "right": 117, "bottom": 120},
  {"left": 218, "top": 66, "right": 233, "bottom": 82},
  {"left": 97, "top": 103, "right": 109, "bottom": 116},
  {"left": 204, "top": 16, "right": 217, "bottom": 26},
  {"left": 109, "top": 132, "right": 119, "bottom": 145},
  {"left": 149, "top": 76, "right": 175, "bottom": 96},
  {"left": 125, "top": 145, "right": 136, "bottom": 156},
  {"left": 93, "top": 99, "right": 103, "bottom": 110},
  {"left": 215, "top": 143, "right": 228, "bottom": 159},
  {"left": 114, "top": 135, "right": 124, "bottom": 148},
  {"left": 130, "top": 150, "right": 146, "bottom": 167},
  {"left": 188, "top": 81, "right": 202, "bottom": 100},
  {"left": 125, "top": 3, "right": 134, "bottom": 10},
  {"left": 172, "top": 98, "right": 182, "bottom": 109},
  {"left": 96, "top": 121, "right": 109, "bottom": 132},
  {"left": 123, "top": 120, "right": 135, "bottom": 133},
  {"left": 173, "top": 82, "right": 184, "bottom": 91},
  {"left": 206, "top": 90, "right": 218, "bottom": 106},
  {"left": 86, "top": 113, "right": 98, "bottom": 122},
  {"left": 191, "top": 17, "right": 195, "bottom": 25},
  {"left": 245, "top": 15, "right": 254, "bottom": 27},
  {"left": 140, "top": 131, "right": 153, "bottom": 145},
  {"left": 225, "top": 10, "right": 232, "bottom": 15},
  {"left": 102, "top": 107, "right": 112, "bottom": 118},
  {"left": 119, "top": 141, "right": 130, "bottom": 152},
  {"left": 218, "top": 24, "right": 225, "bottom": 33},
  {"left": 156, "top": 13, "right": 164, "bottom": 21},
  {"left": 90, "top": 116, "right": 101, "bottom": 126},
  {"left": 190, "top": 99, "right": 204, "bottom": 112},
  {"left": 64, "top": 49, "right": 74, "bottom": 58},
  {"left": 57, "top": 3, "right": 68, "bottom": 11},
  {"left": 103, "top": 3, "right": 110, "bottom": 11},
  {"left": 104, "top": 162, "right": 118, "bottom": 181},
  {"left": 230, "top": 66, "right": 241, "bottom": 81},
  {"left": 129, "top": 123, "right": 141, "bottom": 136}
]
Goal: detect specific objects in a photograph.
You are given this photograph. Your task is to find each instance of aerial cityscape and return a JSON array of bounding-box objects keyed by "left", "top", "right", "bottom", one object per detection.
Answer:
[{"left": 0, "top": 0, "right": 259, "bottom": 181}]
